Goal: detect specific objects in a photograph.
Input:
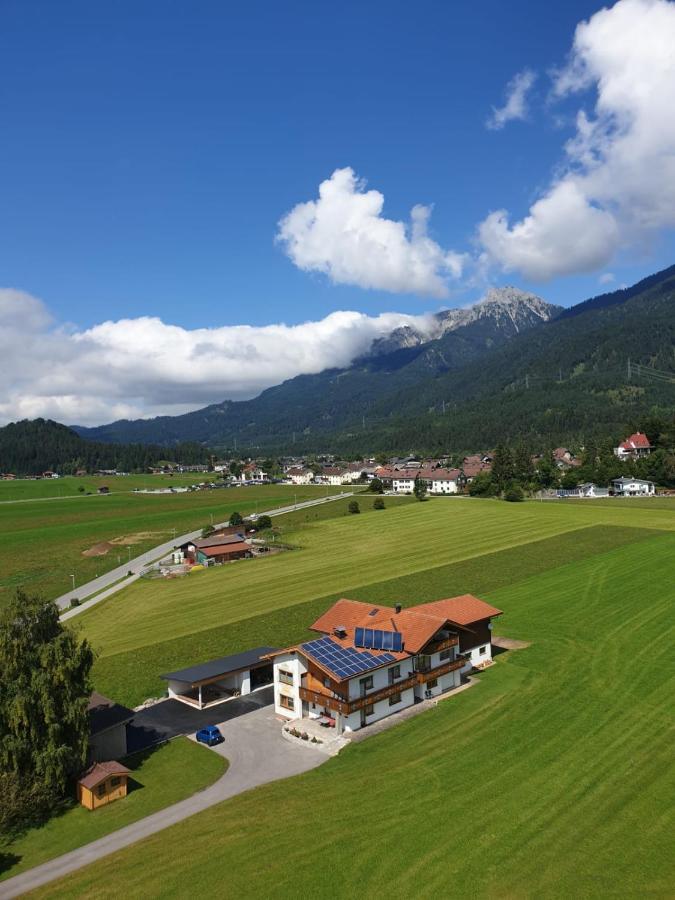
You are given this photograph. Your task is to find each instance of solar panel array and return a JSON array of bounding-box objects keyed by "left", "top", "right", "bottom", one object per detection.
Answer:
[
  {"left": 354, "top": 627, "right": 404, "bottom": 652},
  {"left": 301, "top": 636, "right": 396, "bottom": 680}
]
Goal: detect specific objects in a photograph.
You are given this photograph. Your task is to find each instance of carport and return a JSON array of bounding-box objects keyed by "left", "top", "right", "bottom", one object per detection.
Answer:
[{"left": 161, "top": 646, "right": 277, "bottom": 710}]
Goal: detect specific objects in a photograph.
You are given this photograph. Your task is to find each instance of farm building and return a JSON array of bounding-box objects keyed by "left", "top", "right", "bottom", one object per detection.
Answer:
[
  {"left": 161, "top": 646, "right": 277, "bottom": 709},
  {"left": 614, "top": 431, "right": 652, "bottom": 459},
  {"left": 88, "top": 692, "right": 135, "bottom": 762},
  {"left": 268, "top": 594, "right": 502, "bottom": 735},
  {"left": 178, "top": 533, "right": 251, "bottom": 565},
  {"left": 77, "top": 761, "right": 131, "bottom": 810}
]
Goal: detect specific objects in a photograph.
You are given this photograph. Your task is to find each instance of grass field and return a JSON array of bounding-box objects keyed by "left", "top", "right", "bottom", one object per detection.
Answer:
[
  {"left": 0, "top": 473, "right": 207, "bottom": 501},
  {"left": 0, "top": 738, "right": 225, "bottom": 882},
  {"left": 34, "top": 512, "right": 675, "bottom": 898},
  {"left": 76, "top": 497, "right": 675, "bottom": 706},
  {"left": 0, "top": 483, "right": 335, "bottom": 605}
]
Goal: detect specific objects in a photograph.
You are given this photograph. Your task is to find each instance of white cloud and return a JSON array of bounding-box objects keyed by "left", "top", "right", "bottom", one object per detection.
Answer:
[
  {"left": 598, "top": 272, "right": 615, "bottom": 285},
  {"left": 479, "top": 0, "right": 675, "bottom": 280},
  {"left": 277, "top": 167, "right": 465, "bottom": 298},
  {"left": 486, "top": 69, "right": 537, "bottom": 130},
  {"left": 0, "top": 289, "right": 437, "bottom": 427}
]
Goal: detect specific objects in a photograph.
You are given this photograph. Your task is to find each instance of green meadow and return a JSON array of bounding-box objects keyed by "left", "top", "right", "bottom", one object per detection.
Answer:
[
  {"left": 0, "top": 483, "right": 331, "bottom": 605},
  {"left": 76, "top": 497, "right": 675, "bottom": 706},
  {"left": 34, "top": 500, "right": 675, "bottom": 898},
  {"left": 0, "top": 473, "right": 206, "bottom": 501},
  {"left": 0, "top": 738, "right": 225, "bottom": 882}
]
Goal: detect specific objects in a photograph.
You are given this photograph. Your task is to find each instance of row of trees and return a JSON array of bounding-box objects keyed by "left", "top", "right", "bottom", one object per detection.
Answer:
[{"left": 0, "top": 594, "right": 93, "bottom": 843}]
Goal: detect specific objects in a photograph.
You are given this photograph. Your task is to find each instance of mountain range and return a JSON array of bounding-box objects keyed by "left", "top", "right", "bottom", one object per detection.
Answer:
[{"left": 66, "top": 265, "right": 675, "bottom": 453}]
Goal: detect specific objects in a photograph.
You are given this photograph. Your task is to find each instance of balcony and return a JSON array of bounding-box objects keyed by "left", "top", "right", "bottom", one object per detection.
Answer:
[
  {"left": 300, "top": 672, "right": 418, "bottom": 715},
  {"left": 415, "top": 657, "right": 465, "bottom": 684},
  {"left": 422, "top": 635, "right": 459, "bottom": 655}
]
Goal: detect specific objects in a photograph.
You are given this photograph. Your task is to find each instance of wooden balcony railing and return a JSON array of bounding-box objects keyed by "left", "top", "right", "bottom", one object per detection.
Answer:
[{"left": 298, "top": 657, "right": 466, "bottom": 714}]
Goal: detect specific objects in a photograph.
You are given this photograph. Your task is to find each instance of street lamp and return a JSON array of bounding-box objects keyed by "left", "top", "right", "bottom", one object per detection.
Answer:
[{"left": 70, "top": 574, "right": 75, "bottom": 591}]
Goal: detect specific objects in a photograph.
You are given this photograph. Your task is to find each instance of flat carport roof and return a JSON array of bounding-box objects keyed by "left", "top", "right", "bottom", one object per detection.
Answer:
[{"left": 161, "top": 646, "right": 277, "bottom": 687}]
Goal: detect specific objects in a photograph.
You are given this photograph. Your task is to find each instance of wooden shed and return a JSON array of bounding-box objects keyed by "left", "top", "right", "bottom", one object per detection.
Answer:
[{"left": 77, "top": 760, "right": 131, "bottom": 810}]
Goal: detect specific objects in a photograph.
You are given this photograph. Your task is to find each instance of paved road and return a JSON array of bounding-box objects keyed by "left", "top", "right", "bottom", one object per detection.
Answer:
[
  {"left": 58, "top": 491, "right": 353, "bottom": 619},
  {"left": 1, "top": 705, "right": 326, "bottom": 899}
]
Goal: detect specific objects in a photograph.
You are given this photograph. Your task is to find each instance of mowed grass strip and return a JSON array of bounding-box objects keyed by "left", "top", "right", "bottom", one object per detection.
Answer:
[
  {"left": 92, "top": 523, "right": 657, "bottom": 706},
  {"left": 0, "top": 473, "right": 209, "bottom": 501},
  {"left": 78, "top": 497, "right": 675, "bottom": 661},
  {"left": 36, "top": 533, "right": 675, "bottom": 899},
  {"left": 0, "top": 484, "right": 327, "bottom": 604},
  {"left": 0, "top": 737, "right": 225, "bottom": 882}
]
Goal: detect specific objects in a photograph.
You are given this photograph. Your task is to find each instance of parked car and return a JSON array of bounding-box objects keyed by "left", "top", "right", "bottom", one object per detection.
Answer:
[{"left": 195, "top": 725, "right": 224, "bottom": 746}]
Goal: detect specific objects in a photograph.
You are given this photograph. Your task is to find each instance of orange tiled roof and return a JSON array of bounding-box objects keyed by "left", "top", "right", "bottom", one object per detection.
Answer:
[{"left": 414, "top": 594, "right": 503, "bottom": 625}]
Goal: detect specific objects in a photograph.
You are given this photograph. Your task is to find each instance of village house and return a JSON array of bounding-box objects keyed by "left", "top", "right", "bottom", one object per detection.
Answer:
[
  {"left": 268, "top": 594, "right": 502, "bottom": 735},
  {"left": 317, "top": 466, "right": 352, "bottom": 486},
  {"left": 461, "top": 454, "right": 493, "bottom": 482},
  {"left": 285, "top": 466, "right": 315, "bottom": 485},
  {"left": 553, "top": 448, "right": 581, "bottom": 469},
  {"left": 614, "top": 431, "right": 652, "bottom": 460},
  {"left": 611, "top": 476, "right": 655, "bottom": 496},
  {"left": 557, "top": 482, "right": 610, "bottom": 499},
  {"left": 239, "top": 462, "right": 267, "bottom": 482},
  {"left": 390, "top": 467, "right": 464, "bottom": 494}
]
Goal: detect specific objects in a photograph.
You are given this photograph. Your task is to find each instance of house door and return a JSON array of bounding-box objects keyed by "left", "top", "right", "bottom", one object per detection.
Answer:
[{"left": 360, "top": 708, "right": 367, "bottom": 728}]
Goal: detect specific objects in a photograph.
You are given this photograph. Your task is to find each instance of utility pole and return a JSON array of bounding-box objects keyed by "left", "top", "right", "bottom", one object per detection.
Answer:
[
  {"left": 627, "top": 357, "right": 632, "bottom": 381},
  {"left": 70, "top": 574, "right": 75, "bottom": 592},
  {"left": 525, "top": 374, "right": 530, "bottom": 389}
]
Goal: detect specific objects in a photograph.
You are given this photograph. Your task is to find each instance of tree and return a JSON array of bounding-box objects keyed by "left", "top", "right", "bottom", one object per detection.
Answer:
[
  {"left": 491, "top": 444, "right": 515, "bottom": 491},
  {"left": 348, "top": 500, "right": 360, "bottom": 514},
  {"left": 368, "top": 477, "right": 384, "bottom": 494},
  {"left": 256, "top": 514, "right": 272, "bottom": 530},
  {"left": 413, "top": 475, "right": 427, "bottom": 501},
  {"left": 375, "top": 452, "right": 389, "bottom": 466},
  {"left": 373, "top": 497, "right": 385, "bottom": 510},
  {"left": 0, "top": 592, "right": 94, "bottom": 831},
  {"left": 77, "top": 485, "right": 85, "bottom": 494},
  {"left": 468, "top": 471, "right": 497, "bottom": 496},
  {"left": 504, "top": 486, "right": 524, "bottom": 502},
  {"left": 201, "top": 525, "right": 215, "bottom": 538},
  {"left": 229, "top": 511, "right": 244, "bottom": 526},
  {"left": 514, "top": 445, "right": 534, "bottom": 483},
  {"left": 228, "top": 461, "right": 243, "bottom": 479}
]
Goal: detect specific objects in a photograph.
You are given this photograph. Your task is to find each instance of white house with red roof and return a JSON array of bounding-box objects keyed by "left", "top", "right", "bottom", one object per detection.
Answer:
[
  {"left": 268, "top": 594, "right": 502, "bottom": 734},
  {"left": 391, "top": 467, "right": 464, "bottom": 494},
  {"left": 285, "top": 466, "right": 315, "bottom": 485},
  {"left": 614, "top": 431, "right": 652, "bottom": 460}
]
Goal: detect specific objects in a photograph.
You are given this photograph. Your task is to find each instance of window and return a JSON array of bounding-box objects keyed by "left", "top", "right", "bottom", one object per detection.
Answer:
[
  {"left": 439, "top": 648, "right": 452, "bottom": 661},
  {"left": 360, "top": 675, "right": 374, "bottom": 692},
  {"left": 279, "top": 694, "right": 294, "bottom": 711},
  {"left": 278, "top": 669, "right": 293, "bottom": 685},
  {"left": 416, "top": 655, "right": 431, "bottom": 672},
  {"left": 389, "top": 692, "right": 402, "bottom": 706},
  {"left": 110, "top": 776, "right": 121, "bottom": 788},
  {"left": 364, "top": 703, "right": 374, "bottom": 716},
  {"left": 427, "top": 678, "right": 438, "bottom": 689},
  {"left": 323, "top": 678, "right": 331, "bottom": 688},
  {"left": 97, "top": 783, "right": 106, "bottom": 798},
  {"left": 479, "top": 646, "right": 487, "bottom": 656},
  {"left": 388, "top": 665, "right": 401, "bottom": 684}
]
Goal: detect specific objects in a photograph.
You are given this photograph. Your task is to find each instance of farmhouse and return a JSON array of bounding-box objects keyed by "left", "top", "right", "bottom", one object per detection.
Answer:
[
  {"left": 88, "top": 692, "right": 135, "bottom": 762},
  {"left": 317, "top": 466, "right": 351, "bottom": 486},
  {"left": 611, "top": 476, "right": 655, "bottom": 496},
  {"left": 77, "top": 761, "right": 131, "bottom": 810},
  {"left": 161, "top": 646, "right": 277, "bottom": 709},
  {"left": 614, "top": 431, "right": 652, "bottom": 459},
  {"left": 391, "top": 467, "right": 464, "bottom": 494},
  {"left": 268, "top": 594, "right": 502, "bottom": 735}
]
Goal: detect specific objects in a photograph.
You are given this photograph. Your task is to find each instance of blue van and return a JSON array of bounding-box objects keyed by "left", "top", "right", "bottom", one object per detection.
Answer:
[{"left": 195, "top": 725, "right": 224, "bottom": 746}]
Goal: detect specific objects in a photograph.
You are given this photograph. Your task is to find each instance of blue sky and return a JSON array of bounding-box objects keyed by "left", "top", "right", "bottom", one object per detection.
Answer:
[{"left": 1, "top": 0, "right": 674, "bottom": 423}]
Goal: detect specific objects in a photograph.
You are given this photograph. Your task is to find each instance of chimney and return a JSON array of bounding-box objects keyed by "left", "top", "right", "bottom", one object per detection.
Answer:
[
  {"left": 395, "top": 604, "right": 402, "bottom": 614},
  {"left": 334, "top": 625, "right": 347, "bottom": 638}
]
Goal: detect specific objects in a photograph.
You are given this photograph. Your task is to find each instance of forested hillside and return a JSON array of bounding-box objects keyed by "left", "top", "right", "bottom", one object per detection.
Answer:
[
  {"left": 0, "top": 419, "right": 209, "bottom": 475},
  {"left": 74, "top": 264, "right": 675, "bottom": 455}
]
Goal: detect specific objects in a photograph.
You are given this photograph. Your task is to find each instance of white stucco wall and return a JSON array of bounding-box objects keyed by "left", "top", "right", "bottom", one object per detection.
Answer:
[{"left": 272, "top": 652, "right": 307, "bottom": 719}]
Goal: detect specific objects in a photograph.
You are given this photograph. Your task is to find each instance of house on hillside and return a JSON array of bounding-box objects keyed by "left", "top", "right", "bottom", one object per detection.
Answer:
[
  {"left": 424, "top": 468, "right": 465, "bottom": 494},
  {"left": 611, "top": 476, "right": 655, "bottom": 496},
  {"left": 614, "top": 432, "right": 652, "bottom": 460},
  {"left": 88, "top": 692, "right": 135, "bottom": 762},
  {"left": 553, "top": 448, "right": 581, "bottom": 469},
  {"left": 268, "top": 594, "right": 502, "bottom": 735}
]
